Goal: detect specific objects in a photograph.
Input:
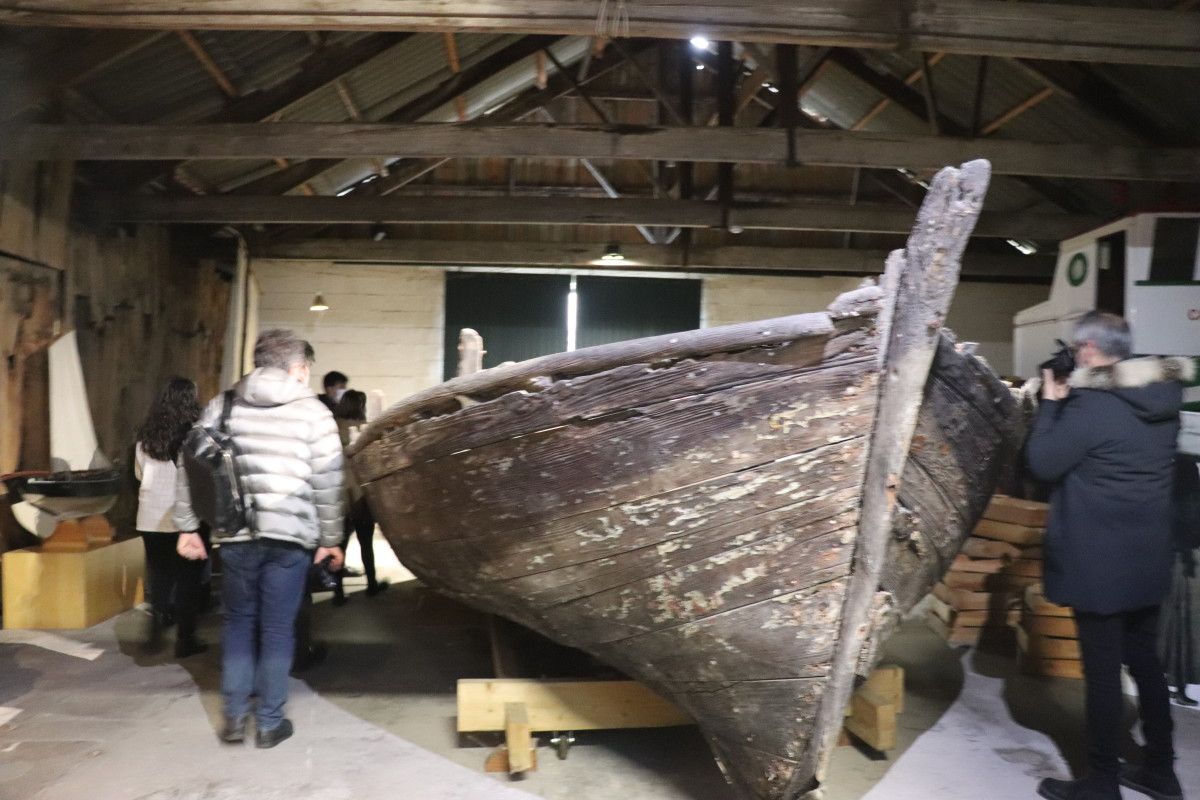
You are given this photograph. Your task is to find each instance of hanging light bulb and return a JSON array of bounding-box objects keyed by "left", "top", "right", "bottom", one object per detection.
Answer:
[
  {"left": 601, "top": 242, "right": 626, "bottom": 262},
  {"left": 310, "top": 293, "right": 330, "bottom": 312}
]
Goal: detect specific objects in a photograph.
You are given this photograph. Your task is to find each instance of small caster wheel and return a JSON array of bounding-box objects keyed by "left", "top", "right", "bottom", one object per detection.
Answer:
[{"left": 550, "top": 731, "right": 575, "bottom": 760}]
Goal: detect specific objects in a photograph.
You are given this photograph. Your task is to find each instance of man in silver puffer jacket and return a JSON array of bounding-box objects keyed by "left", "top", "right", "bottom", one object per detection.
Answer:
[{"left": 175, "top": 328, "right": 344, "bottom": 749}]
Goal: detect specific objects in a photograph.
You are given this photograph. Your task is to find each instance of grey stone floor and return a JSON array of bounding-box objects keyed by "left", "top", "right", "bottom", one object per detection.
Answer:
[{"left": 0, "top": 537, "right": 1196, "bottom": 800}]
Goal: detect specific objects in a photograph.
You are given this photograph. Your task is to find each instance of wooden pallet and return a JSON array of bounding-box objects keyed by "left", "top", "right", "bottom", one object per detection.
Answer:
[
  {"left": 1017, "top": 584, "right": 1082, "bottom": 680},
  {"left": 461, "top": 667, "right": 909, "bottom": 772}
]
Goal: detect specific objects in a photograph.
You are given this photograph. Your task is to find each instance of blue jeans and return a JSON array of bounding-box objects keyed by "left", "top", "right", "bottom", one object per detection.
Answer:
[{"left": 220, "top": 540, "right": 311, "bottom": 731}]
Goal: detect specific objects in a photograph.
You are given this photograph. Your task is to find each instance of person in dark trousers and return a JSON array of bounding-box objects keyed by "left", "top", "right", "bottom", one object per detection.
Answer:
[
  {"left": 331, "top": 389, "right": 386, "bottom": 604},
  {"left": 318, "top": 370, "right": 348, "bottom": 413},
  {"left": 1027, "top": 311, "right": 1194, "bottom": 800},
  {"left": 1160, "top": 456, "right": 1200, "bottom": 707},
  {"left": 175, "top": 330, "right": 344, "bottom": 749},
  {"left": 134, "top": 377, "right": 207, "bottom": 658}
]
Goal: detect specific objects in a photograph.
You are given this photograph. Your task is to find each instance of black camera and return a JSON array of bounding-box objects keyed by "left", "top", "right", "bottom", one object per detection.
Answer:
[
  {"left": 1038, "top": 339, "right": 1076, "bottom": 380},
  {"left": 307, "top": 555, "right": 340, "bottom": 593}
]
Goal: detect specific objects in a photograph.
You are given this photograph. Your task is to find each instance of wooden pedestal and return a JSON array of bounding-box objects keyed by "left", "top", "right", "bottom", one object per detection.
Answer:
[{"left": 2, "top": 536, "right": 144, "bottom": 630}]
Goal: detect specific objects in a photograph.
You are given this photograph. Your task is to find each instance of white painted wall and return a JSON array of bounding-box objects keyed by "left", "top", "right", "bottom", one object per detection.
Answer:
[
  {"left": 701, "top": 274, "right": 1049, "bottom": 375},
  {"left": 249, "top": 260, "right": 444, "bottom": 408}
]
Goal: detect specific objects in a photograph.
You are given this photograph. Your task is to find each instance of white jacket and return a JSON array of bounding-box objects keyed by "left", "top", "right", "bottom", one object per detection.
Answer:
[
  {"left": 134, "top": 443, "right": 180, "bottom": 533},
  {"left": 174, "top": 368, "right": 344, "bottom": 549}
]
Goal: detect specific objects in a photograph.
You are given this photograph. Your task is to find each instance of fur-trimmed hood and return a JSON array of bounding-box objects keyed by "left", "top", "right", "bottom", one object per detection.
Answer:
[
  {"left": 1068, "top": 355, "right": 1195, "bottom": 391},
  {"left": 1068, "top": 356, "right": 1193, "bottom": 423}
]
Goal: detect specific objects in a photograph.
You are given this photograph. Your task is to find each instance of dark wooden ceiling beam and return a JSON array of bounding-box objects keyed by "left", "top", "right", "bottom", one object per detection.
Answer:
[
  {"left": 12, "top": 122, "right": 1200, "bottom": 182},
  {"left": 3, "top": 1, "right": 1199, "bottom": 66},
  {"left": 253, "top": 237, "right": 1053, "bottom": 280},
  {"left": 98, "top": 193, "right": 1100, "bottom": 240}
]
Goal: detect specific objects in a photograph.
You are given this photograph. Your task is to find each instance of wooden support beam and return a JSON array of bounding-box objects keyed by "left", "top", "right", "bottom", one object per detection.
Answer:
[
  {"left": 176, "top": 30, "right": 236, "bottom": 97},
  {"left": 4, "top": 1, "right": 1200, "bottom": 67},
  {"left": 13, "top": 122, "right": 1200, "bottom": 182},
  {"left": 104, "top": 193, "right": 1099, "bottom": 241},
  {"left": 254, "top": 238, "right": 1054, "bottom": 280},
  {"left": 980, "top": 87, "right": 1055, "bottom": 136}
]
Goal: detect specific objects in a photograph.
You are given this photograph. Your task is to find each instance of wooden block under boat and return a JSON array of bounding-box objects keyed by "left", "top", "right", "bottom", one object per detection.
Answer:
[
  {"left": 1, "top": 537, "right": 144, "bottom": 629},
  {"left": 1022, "top": 615, "right": 1079, "bottom": 639},
  {"left": 942, "top": 571, "right": 1041, "bottom": 593},
  {"left": 973, "top": 518, "right": 1045, "bottom": 546},
  {"left": 960, "top": 537, "right": 1023, "bottom": 561},
  {"left": 950, "top": 554, "right": 1008, "bottom": 574},
  {"left": 930, "top": 595, "right": 1021, "bottom": 629},
  {"left": 1006, "top": 559, "right": 1044, "bottom": 579},
  {"left": 932, "top": 582, "right": 1019, "bottom": 612},
  {"left": 984, "top": 496, "right": 1049, "bottom": 528},
  {"left": 1023, "top": 584, "right": 1074, "bottom": 618},
  {"left": 1017, "top": 636, "right": 1084, "bottom": 680},
  {"left": 457, "top": 679, "right": 691, "bottom": 733},
  {"left": 1017, "top": 626, "right": 1082, "bottom": 661}
]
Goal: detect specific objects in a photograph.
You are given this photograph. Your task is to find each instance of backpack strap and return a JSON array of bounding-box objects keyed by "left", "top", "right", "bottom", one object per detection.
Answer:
[{"left": 219, "top": 390, "right": 235, "bottom": 433}]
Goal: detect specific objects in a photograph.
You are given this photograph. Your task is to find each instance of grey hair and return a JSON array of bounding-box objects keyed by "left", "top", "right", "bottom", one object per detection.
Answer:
[
  {"left": 1072, "top": 311, "right": 1132, "bottom": 359},
  {"left": 253, "top": 329, "right": 315, "bottom": 370}
]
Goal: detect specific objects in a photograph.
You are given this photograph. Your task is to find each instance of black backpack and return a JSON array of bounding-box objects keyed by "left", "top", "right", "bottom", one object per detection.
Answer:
[{"left": 181, "top": 391, "right": 252, "bottom": 533}]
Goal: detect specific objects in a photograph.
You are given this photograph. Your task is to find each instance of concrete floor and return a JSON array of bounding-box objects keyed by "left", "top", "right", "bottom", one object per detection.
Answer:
[{"left": 0, "top": 536, "right": 1197, "bottom": 800}]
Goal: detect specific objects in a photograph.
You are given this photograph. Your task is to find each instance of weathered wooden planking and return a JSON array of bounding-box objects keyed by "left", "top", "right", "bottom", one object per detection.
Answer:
[
  {"left": 592, "top": 578, "right": 848, "bottom": 684},
  {"left": 351, "top": 304, "right": 875, "bottom": 457},
  {"left": 368, "top": 361, "right": 876, "bottom": 541},
  {"left": 358, "top": 318, "right": 876, "bottom": 482},
  {"left": 547, "top": 524, "right": 856, "bottom": 644},
  {"left": 376, "top": 443, "right": 864, "bottom": 602},
  {"left": 672, "top": 678, "right": 825, "bottom": 766},
  {"left": 878, "top": 338, "right": 1022, "bottom": 611},
  {"left": 515, "top": 494, "right": 861, "bottom": 613}
]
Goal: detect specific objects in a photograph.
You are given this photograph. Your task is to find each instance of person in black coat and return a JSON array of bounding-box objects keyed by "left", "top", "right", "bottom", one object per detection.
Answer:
[{"left": 1026, "top": 311, "right": 1194, "bottom": 800}]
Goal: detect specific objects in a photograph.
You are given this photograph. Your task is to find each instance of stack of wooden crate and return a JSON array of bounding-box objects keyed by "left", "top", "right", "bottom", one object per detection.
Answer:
[
  {"left": 1017, "top": 584, "right": 1082, "bottom": 679},
  {"left": 927, "top": 495, "right": 1049, "bottom": 646}
]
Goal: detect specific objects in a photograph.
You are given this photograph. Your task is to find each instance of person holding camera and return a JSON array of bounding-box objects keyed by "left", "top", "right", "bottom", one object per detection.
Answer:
[
  {"left": 175, "top": 329, "right": 344, "bottom": 749},
  {"left": 1027, "top": 311, "right": 1193, "bottom": 800}
]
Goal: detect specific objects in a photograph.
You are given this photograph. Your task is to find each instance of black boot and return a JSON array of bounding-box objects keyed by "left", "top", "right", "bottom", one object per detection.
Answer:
[
  {"left": 144, "top": 610, "right": 167, "bottom": 653},
  {"left": 1037, "top": 775, "right": 1121, "bottom": 800},
  {"left": 220, "top": 714, "right": 248, "bottom": 744},
  {"left": 1171, "top": 688, "right": 1197, "bottom": 708},
  {"left": 1120, "top": 763, "right": 1183, "bottom": 800},
  {"left": 174, "top": 637, "right": 208, "bottom": 659},
  {"left": 256, "top": 719, "right": 294, "bottom": 749}
]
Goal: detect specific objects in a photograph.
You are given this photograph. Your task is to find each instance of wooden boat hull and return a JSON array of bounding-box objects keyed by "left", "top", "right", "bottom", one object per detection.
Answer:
[{"left": 350, "top": 161, "right": 1021, "bottom": 799}]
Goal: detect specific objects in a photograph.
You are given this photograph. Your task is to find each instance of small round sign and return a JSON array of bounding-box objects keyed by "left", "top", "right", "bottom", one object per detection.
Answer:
[{"left": 1067, "top": 253, "right": 1088, "bottom": 287}]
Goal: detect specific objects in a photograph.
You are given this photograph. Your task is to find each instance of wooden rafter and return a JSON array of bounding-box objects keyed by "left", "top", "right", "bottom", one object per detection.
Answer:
[
  {"left": 176, "top": 30, "right": 236, "bottom": 98},
  {"left": 850, "top": 53, "right": 946, "bottom": 131},
  {"left": 441, "top": 32, "right": 469, "bottom": 122},
  {"left": 980, "top": 87, "right": 1055, "bottom": 136},
  {"left": 3, "top": 1, "right": 1200, "bottom": 67},
  {"left": 12, "top": 122, "right": 1199, "bottom": 182}
]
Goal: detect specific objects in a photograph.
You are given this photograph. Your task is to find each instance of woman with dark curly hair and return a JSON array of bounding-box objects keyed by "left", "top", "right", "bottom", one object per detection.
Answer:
[{"left": 135, "top": 377, "right": 206, "bottom": 657}]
